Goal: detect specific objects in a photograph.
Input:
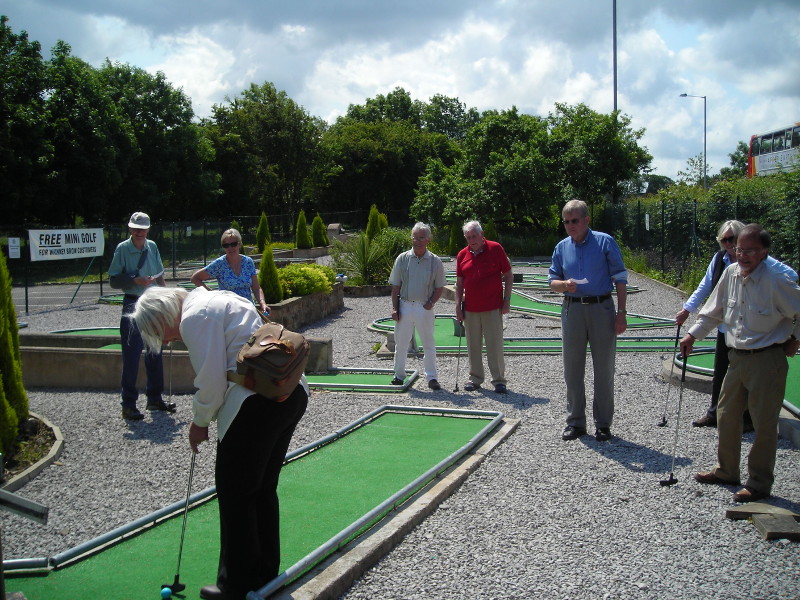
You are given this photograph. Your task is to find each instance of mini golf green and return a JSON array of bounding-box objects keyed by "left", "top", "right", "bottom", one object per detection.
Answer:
[
  {"left": 5, "top": 407, "right": 503, "bottom": 600},
  {"left": 369, "top": 315, "right": 713, "bottom": 353},
  {"left": 306, "top": 368, "right": 419, "bottom": 392}
]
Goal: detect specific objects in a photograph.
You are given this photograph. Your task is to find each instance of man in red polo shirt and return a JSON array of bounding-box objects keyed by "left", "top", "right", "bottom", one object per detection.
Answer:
[{"left": 455, "top": 220, "right": 513, "bottom": 393}]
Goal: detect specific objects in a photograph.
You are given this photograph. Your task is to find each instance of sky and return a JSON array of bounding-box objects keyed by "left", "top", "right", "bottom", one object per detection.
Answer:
[{"left": 4, "top": 0, "right": 800, "bottom": 180}]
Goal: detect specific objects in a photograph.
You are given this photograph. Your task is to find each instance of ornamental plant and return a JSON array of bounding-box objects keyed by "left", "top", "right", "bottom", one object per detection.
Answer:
[
  {"left": 295, "top": 210, "right": 312, "bottom": 249},
  {"left": 258, "top": 245, "right": 283, "bottom": 304},
  {"left": 311, "top": 213, "right": 328, "bottom": 247},
  {"left": 256, "top": 212, "right": 271, "bottom": 253}
]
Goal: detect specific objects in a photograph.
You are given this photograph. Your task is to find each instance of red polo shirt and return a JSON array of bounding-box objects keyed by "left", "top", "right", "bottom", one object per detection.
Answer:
[{"left": 456, "top": 239, "right": 511, "bottom": 312}]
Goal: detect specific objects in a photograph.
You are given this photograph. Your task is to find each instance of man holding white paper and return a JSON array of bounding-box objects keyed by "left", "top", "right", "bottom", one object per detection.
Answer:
[{"left": 549, "top": 199, "right": 628, "bottom": 442}]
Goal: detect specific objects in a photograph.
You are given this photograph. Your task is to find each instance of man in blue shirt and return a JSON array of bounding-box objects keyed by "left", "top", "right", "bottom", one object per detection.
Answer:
[{"left": 549, "top": 199, "right": 628, "bottom": 442}]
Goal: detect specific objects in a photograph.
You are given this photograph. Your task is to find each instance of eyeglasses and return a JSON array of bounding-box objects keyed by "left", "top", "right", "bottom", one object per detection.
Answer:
[
  {"left": 563, "top": 218, "right": 582, "bottom": 225},
  {"left": 222, "top": 241, "right": 239, "bottom": 248},
  {"left": 719, "top": 236, "right": 736, "bottom": 244},
  {"left": 734, "top": 247, "right": 762, "bottom": 256},
  {"left": 411, "top": 236, "right": 428, "bottom": 242}
]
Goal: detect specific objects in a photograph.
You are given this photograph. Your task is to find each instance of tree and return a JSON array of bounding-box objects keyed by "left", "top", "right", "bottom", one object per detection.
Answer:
[
  {"left": 0, "top": 249, "right": 24, "bottom": 456},
  {"left": 677, "top": 154, "right": 709, "bottom": 187},
  {"left": 547, "top": 103, "right": 652, "bottom": 206},
  {"left": 719, "top": 140, "right": 749, "bottom": 180},
  {"left": 421, "top": 94, "right": 480, "bottom": 141},
  {"left": 311, "top": 213, "right": 328, "bottom": 247},
  {"left": 344, "top": 87, "right": 422, "bottom": 126},
  {"left": 258, "top": 245, "right": 283, "bottom": 304},
  {"left": 366, "top": 204, "right": 382, "bottom": 241},
  {"left": 256, "top": 211, "right": 271, "bottom": 252},
  {"left": 295, "top": 210, "right": 312, "bottom": 249},
  {"left": 210, "top": 82, "right": 323, "bottom": 217},
  {"left": 311, "top": 119, "right": 457, "bottom": 219},
  {"left": 0, "top": 15, "right": 51, "bottom": 227}
]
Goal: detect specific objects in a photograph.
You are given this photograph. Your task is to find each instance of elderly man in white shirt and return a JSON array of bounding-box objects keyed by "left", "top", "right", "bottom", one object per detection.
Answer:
[
  {"left": 680, "top": 224, "right": 800, "bottom": 503},
  {"left": 389, "top": 222, "right": 446, "bottom": 390}
]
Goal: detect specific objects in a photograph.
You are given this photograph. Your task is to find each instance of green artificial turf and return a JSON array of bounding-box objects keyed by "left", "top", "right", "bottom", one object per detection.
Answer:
[{"left": 7, "top": 411, "right": 492, "bottom": 600}]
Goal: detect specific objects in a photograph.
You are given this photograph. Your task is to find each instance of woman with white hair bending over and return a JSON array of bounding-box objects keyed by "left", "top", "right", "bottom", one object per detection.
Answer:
[{"left": 130, "top": 286, "right": 308, "bottom": 600}]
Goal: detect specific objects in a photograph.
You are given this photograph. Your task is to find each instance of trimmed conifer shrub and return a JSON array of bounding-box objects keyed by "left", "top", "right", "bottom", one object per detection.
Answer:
[
  {"left": 258, "top": 245, "right": 284, "bottom": 304},
  {"left": 311, "top": 213, "right": 328, "bottom": 247},
  {"left": 256, "top": 212, "right": 271, "bottom": 253},
  {"left": 295, "top": 210, "right": 312, "bottom": 249}
]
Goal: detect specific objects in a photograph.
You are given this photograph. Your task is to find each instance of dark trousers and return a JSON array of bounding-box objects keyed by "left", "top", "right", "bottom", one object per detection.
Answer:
[
  {"left": 120, "top": 296, "right": 163, "bottom": 407},
  {"left": 215, "top": 384, "right": 308, "bottom": 600},
  {"left": 707, "top": 331, "right": 751, "bottom": 425}
]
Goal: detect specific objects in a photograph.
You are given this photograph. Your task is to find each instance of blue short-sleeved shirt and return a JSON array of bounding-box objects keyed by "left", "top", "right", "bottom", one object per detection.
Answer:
[
  {"left": 205, "top": 255, "right": 258, "bottom": 301},
  {"left": 549, "top": 229, "right": 627, "bottom": 297}
]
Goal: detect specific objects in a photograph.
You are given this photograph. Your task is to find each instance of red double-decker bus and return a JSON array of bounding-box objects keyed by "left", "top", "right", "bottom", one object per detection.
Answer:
[{"left": 748, "top": 122, "right": 800, "bottom": 177}]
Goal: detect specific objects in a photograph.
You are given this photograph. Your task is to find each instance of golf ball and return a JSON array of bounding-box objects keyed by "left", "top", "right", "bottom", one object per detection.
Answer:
[{"left": 161, "top": 588, "right": 172, "bottom": 599}]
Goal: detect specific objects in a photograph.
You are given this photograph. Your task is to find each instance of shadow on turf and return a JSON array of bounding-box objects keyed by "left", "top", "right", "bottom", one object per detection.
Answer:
[{"left": 580, "top": 435, "right": 692, "bottom": 474}]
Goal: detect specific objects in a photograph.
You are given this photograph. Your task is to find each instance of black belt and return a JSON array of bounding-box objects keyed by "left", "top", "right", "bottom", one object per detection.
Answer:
[
  {"left": 123, "top": 294, "right": 140, "bottom": 301},
  {"left": 566, "top": 294, "right": 611, "bottom": 305},
  {"left": 731, "top": 343, "right": 783, "bottom": 355}
]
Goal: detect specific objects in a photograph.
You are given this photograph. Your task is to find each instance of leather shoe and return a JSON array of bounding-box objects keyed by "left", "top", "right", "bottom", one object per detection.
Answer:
[
  {"left": 694, "top": 471, "right": 739, "bottom": 485},
  {"left": 464, "top": 381, "right": 479, "bottom": 391},
  {"left": 562, "top": 426, "right": 587, "bottom": 441},
  {"left": 390, "top": 377, "right": 404, "bottom": 386},
  {"left": 594, "top": 427, "right": 612, "bottom": 442},
  {"left": 146, "top": 399, "right": 177, "bottom": 413},
  {"left": 200, "top": 585, "right": 225, "bottom": 600},
  {"left": 121, "top": 406, "right": 144, "bottom": 421},
  {"left": 494, "top": 384, "right": 508, "bottom": 394},
  {"left": 733, "top": 486, "right": 769, "bottom": 503},
  {"left": 692, "top": 414, "right": 717, "bottom": 427},
  {"left": 427, "top": 379, "right": 441, "bottom": 390}
]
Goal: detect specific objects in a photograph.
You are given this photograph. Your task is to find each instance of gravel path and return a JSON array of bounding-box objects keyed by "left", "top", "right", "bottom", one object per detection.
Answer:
[{"left": 5, "top": 268, "right": 800, "bottom": 599}]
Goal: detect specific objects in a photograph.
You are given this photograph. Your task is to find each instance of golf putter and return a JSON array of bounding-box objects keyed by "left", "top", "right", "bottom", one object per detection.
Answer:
[
  {"left": 162, "top": 452, "right": 196, "bottom": 593},
  {"left": 660, "top": 355, "right": 689, "bottom": 487},
  {"left": 453, "top": 315, "right": 463, "bottom": 392},
  {"left": 657, "top": 324, "right": 681, "bottom": 427}
]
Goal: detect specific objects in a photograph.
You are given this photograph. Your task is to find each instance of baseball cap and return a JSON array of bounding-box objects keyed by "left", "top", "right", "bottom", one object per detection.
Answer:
[{"left": 128, "top": 212, "right": 151, "bottom": 229}]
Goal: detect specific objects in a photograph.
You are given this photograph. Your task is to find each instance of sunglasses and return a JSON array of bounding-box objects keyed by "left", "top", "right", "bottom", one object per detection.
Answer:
[
  {"left": 719, "top": 236, "right": 736, "bottom": 244},
  {"left": 222, "top": 241, "right": 239, "bottom": 248},
  {"left": 563, "top": 218, "right": 582, "bottom": 225}
]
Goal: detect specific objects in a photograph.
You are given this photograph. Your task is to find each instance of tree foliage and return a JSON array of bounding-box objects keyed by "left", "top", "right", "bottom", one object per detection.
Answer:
[
  {"left": 256, "top": 211, "right": 271, "bottom": 252},
  {"left": 258, "top": 245, "right": 283, "bottom": 304},
  {"left": 295, "top": 210, "right": 312, "bottom": 249},
  {"left": 311, "top": 213, "right": 328, "bottom": 247}
]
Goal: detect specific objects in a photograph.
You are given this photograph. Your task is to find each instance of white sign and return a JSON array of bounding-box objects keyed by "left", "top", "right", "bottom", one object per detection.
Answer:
[
  {"left": 28, "top": 229, "right": 105, "bottom": 262},
  {"left": 645, "top": 214, "right": 650, "bottom": 231},
  {"left": 8, "top": 238, "right": 20, "bottom": 259}
]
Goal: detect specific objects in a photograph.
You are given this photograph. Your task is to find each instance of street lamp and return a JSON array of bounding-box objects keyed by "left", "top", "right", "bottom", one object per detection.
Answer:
[{"left": 680, "top": 93, "right": 707, "bottom": 190}]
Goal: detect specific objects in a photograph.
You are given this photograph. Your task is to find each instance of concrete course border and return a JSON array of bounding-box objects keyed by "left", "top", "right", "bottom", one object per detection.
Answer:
[{"left": 1, "top": 412, "right": 64, "bottom": 494}]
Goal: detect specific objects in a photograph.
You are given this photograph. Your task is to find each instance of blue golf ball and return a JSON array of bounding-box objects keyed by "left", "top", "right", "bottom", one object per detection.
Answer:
[{"left": 161, "top": 588, "right": 172, "bottom": 599}]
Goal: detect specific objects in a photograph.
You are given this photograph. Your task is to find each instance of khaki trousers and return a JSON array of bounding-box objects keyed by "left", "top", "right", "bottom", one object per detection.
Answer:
[
  {"left": 463, "top": 309, "right": 506, "bottom": 386},
  {"left": 712, "top": 346, "right": 787, "bottom": 494}
]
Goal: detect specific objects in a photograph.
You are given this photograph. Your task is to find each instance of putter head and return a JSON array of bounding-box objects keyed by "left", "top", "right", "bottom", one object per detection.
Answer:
[
  {"left": 657, "top": 417, "right": 667, "bottom": 427},
  {"left": 163, "top": 575, "right": 186, "bottom": 593},
  {"left": 659, "top": 475, "right": 678, "bottom": 487}
]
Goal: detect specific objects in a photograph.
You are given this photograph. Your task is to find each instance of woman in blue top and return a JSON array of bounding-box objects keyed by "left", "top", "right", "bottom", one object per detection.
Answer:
[{"left": 191, "top": 228, "right": 269, "bottom": 314}]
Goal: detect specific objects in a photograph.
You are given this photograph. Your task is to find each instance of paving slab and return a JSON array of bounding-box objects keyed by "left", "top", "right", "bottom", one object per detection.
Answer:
[{"left": 751, "top": 513, "right": 800, "bottom": 541}]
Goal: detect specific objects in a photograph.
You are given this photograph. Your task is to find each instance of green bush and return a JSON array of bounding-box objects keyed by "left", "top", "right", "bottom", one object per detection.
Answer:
[
  {"left": 311, "top": 213, "right": 328, "bottom": 247},
  {"left": 295, "top": 210, "right": 312, "bottom": 249},
  {"left": 256, "top": 212, "right": 271, "bottom": 253},
  {"left": 258, "top": 245, "right": 284, "bottom": 304},
  {"left": 448, "top": 221, "right": 463, "bottom": 256},
  {"left": 331, "top": 232, "right": 391, "bottom": 285},
  {"left": 366, "top": 204, "right": 382, "bottom": 241},
  {"left": 483, "top": 220, "right": 498, "bottom": 241},
  {"left": 278, "top": 264, "right": 334, "bottom": 297},
  {"left": 0, "top": 250, "right": 25, "bottom": 457}
]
